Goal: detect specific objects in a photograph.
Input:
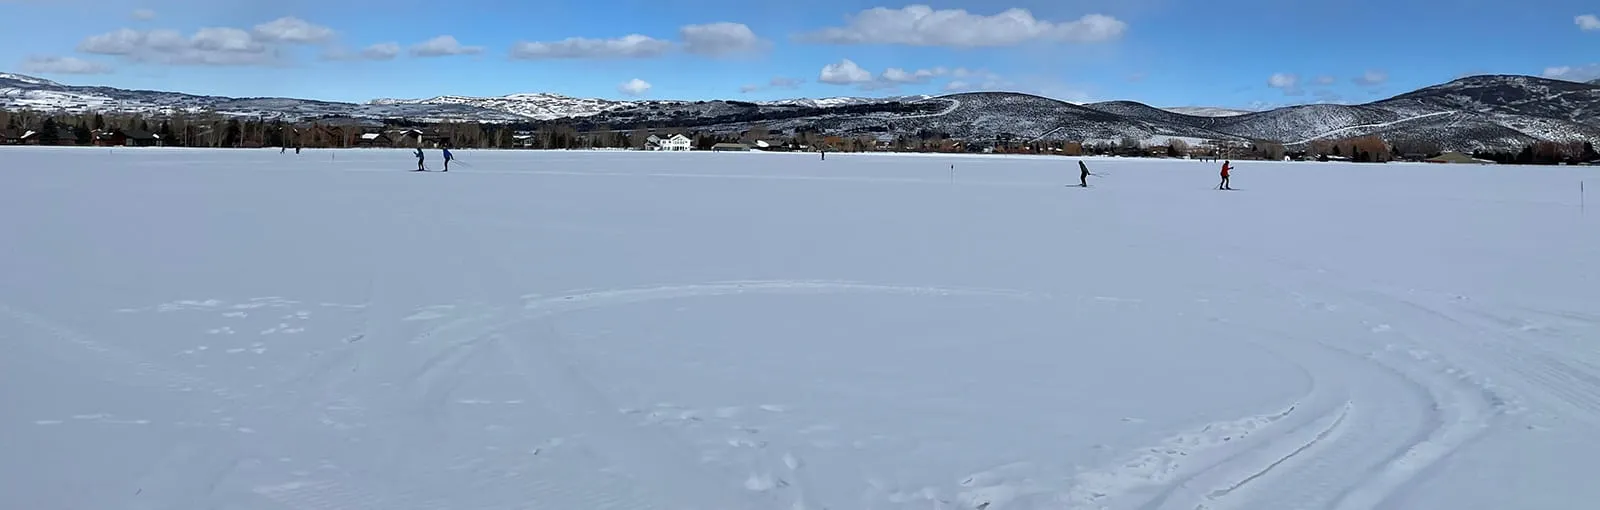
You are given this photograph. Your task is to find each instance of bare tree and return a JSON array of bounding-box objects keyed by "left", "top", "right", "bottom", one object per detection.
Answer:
[{"left": 1167, "top": 138, "right": 1190, "bottom": 157}]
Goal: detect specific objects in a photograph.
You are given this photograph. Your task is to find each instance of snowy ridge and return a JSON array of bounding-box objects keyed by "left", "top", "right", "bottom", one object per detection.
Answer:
[
  {"left": 370, "top": 93, "right": 642, "bottom": 121},
  {"left": 4, "top": 72, "right": 1599, "bottom": 150},
  {"left": 1163, "top": 106, "right": 1255, "bottom": 117}
]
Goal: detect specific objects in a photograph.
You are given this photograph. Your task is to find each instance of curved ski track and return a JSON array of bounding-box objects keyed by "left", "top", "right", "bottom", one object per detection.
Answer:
[{"left": 5, "top": 273, "right": 1537, "bottom": 510}]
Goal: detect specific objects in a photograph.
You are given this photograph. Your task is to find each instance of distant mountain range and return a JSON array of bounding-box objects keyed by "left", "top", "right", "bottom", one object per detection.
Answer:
[{"left": 4, "top": 72, "right": 1599, "bottom": 152}]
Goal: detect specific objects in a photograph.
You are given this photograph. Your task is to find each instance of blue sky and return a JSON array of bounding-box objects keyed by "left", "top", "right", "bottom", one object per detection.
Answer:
[{"left": 2, "top": 0, "right": 1597, "bottom": 109}]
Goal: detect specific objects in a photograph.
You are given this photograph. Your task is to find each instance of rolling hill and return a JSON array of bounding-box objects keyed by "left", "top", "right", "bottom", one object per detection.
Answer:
[{"left": 4, "top": 72, "right": 1598, "bottom": 152}]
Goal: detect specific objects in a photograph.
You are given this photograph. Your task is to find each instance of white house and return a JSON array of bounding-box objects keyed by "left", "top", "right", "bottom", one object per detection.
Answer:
[{"left": 647, "top": 133, "right": 692, "bottom": 151}]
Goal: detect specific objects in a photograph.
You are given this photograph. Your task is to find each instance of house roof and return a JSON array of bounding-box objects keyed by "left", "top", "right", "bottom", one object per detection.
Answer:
[
  {"left": 123, "top": 129, "right": 157, "bottom": 139},
  {"left": 1425, "top": 151, "right": 1484, "bottom": 164},
  {"left": 360, "top": 132, "right": 386, "bottom": 140}
]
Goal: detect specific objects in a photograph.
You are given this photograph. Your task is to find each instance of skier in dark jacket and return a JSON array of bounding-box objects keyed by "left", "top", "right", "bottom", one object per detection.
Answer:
[
  {"left": 413, "top": 147, "right": 425, "bottom": 171},
  {"left": 1078, "top": 160, "right": 1092, "bottom": 187},
  {"left": 441, "top": 147, "right": 453, "bottom": 172}
]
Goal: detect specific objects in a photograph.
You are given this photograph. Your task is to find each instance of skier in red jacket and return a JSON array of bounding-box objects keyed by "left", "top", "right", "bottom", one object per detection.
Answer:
[{"left": 1219, "top": 160, "right": 1232, "bottom": 190}]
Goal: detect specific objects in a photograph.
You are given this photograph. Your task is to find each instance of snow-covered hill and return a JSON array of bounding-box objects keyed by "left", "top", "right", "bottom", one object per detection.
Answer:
[
  {"left": 1161, "top": 106, "right": 1254, "bottom": 117},
  {"left": 4, "top": 72, "right": 1599, "bottom": 151},
  {"left": 0, "top": 74, "right": 526, "bottom": 123}
]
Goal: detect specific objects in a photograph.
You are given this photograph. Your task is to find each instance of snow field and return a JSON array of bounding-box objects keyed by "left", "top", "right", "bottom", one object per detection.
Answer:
[{"left": 1, "top": 147, "right": 1598, "bottom": 510}]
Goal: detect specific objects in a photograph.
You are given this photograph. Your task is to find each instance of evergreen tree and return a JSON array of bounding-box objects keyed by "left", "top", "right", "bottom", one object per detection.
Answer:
[
  {"left": 40, "top": 118, "right": 59, "bottom": 143},
  {"left": 159, "top": 120, "right": 174, "bottom": 146},
  {"left": 223, "top": 118, "right": 242, "bottom": 147},
  {"left": 92, "top": 113, "right": 105, "bottom": 131},
  {"left": 74, "top": 121, "right": 91, "bottom": 145}
]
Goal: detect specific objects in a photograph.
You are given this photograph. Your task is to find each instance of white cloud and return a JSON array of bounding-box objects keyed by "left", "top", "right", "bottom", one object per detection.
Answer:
[
  {"left": 943, "top": 76, "right": 1018, "bottom": 93},
  {"left": 20, "top": 55, "right": 110, "bottom": 74},
  {"left": 819, "top": 58, "right": 874, "bottom": 84},
  {"left": 510, "top": 34, "right": 672, "bottom": 59},
  {"left": 770, "top": 76, "right": 803, "bottom": 88},
  {"left": 820, "top": 60, "right": 1002, "bottom": 91},
  {"left": 1543, "top": 64, "right": 1600, "bottom": 82},
  {"left": 1314, "top": 75, "right": 1336, "bottom": 85},
  {"left": 360, "top": 42, "right": 399, "bottom": 60},
  {"left": 410, "top": 35, "right": 482, "bottom": 57},
  {"left": 797, "top": 5, "right": 1126, "bottom": 47},
  {"left": 1268, "top": 73, "right": 1298, "bottom": 88},
  {"left": 618, "top": 78, "right": 652, "bottom": 96},
  {"left": 131, "top": 8, "right": 155, "bottom": 20},
  {"left": 741, "top": 76, "right": 805, "bottom": 93},
  {"left": 320, "top": 42, "right": 400, "bottom": 61},
  {"left": 881, "top": 67, "right": 939, "bottom": 83},
  {"left": 1577, "top": 14, "right": 1600, "bottom": 31},
  {"left": 253, "top": 17, "right": 334, "bottom": 44},
  {"left": 1352, "top": 70, "right": 1388, "bottom": 86},
  {"left": 77, "top": 27, "right": 280, "bottom": 66},
  {"left": 1267, "top": 73, "right": 1302, "bottom": 95},
  {"left": 680, "top": 22, "right": 767, "bottom": 55}
]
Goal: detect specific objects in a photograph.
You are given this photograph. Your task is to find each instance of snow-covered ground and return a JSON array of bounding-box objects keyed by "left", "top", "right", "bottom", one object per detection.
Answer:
[{"left": 2, "top": 147, "right": 1597, "bottom": 510}]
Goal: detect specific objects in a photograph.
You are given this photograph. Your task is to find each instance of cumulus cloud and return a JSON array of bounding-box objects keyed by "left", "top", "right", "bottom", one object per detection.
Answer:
[
  {"left": 510, "top": 34, "right": 672, "bottom": 59},
  {"left": 359, "top": 42, "right": 400, "bottom": 60},
  {"left": 680, "top": 22, "right": 767, "bottom": 55},
  {"left": 132, "top": 9, "right": 155, "bottom": 20},
  {"left": 1267, "top": 73, "right": 1302, "bottom": 95},
  {"left": 512, "top": 23, "right": 764, "bottom": 59},
  {"left": 1544, "top": 64, "right": 1600, "bottom": 82},
  {"left": 741, "top": 76, "right": 805, "bottom": 93},
  {"left": 943, "top": 75, "right": 1014, "bottom": 93},
  {"left": 1352, "top": 70, "right": 1388, "bottom": 86},
  {"left": 618, "top": 78, "right": 652, "bottom": 96},
  {"left": 1577, "top": 14, "right": 1599, "bottom": 31},
  {"left": 410, "top": 35, "right": 482, "bottom": 57},
  {"left": 253, "top": 17, "right": 335, "bottom": 44},
  {"left": 818, "top": 59, "right": 874, "bottom": 84},
  {"left": 252, "top": 16, "right": 334, "bottom": 44},
  {"left": 796, "top": 5, "right": 1126, "bottom": 47},
  {"left": 819, "top": 59, "right": 1002, "bottom": 92},
  {"left": 324, "top": 42, "right": 400, "bottom": 61},
  {"left": 20, "top": 55, "right": 110, "bottom": 74},
  {"left": 77, "top": 27, "right": 281, "bottom": 66},
  {"left": 770, "top": 76, "right": 804, "bottom": 88}
]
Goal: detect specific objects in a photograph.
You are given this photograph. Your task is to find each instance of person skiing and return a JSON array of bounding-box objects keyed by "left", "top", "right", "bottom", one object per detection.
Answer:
[
  {"left": 1078, "top": 160, "right": 1092, "bottom": 187},
  {"left": 413, "top": 147, "right": 425, "bottom": 171},
  {"left": 1219, "top": 160, "right": 1232, "bottom": 190},
  {"left": 441, "top": 147, "right": 453, "bottom": 172}
]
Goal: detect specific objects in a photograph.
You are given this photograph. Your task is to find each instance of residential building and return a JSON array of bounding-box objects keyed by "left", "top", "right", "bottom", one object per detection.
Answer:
[
  {"left": 647, "top": 133, "right": 692, "bottom": 151},
  {"left": 356, "top": 132, "right": 393, "bottom": 148}
]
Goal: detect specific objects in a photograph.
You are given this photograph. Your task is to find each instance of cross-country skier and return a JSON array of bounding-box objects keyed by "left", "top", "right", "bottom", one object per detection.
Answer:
[
  {"left": 1219, "top": 160, "right": 1232, "bottom": 190},
  {"left": 1078, "top": 160, "right": 1092, "bottom": 187},
  {"left": 413, "top": 147, "right": 425, "bottom": 171},
  {"left": 441, "top": 147, "right": 453, "bottom": 172}
]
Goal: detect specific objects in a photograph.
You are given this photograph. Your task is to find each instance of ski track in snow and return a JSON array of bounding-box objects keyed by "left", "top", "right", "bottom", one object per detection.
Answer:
[
  {"left": 1283, "top": 111, "right": 1458, "bottom": 145},
  {"left": 3, "top": 149, "right": 1594, "bottom": 510},
  {"left": 10, "top": 280, "right": 1506, "bottom": 510}
]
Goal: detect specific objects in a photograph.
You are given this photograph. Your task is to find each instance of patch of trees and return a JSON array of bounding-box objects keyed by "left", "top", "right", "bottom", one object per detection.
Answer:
[
  {"left": 1474, "top": 141, "right": 1599, "bottom": 165},
  {"left": 1308, "top": 136, "right": 1393, "bottom": 162}
]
